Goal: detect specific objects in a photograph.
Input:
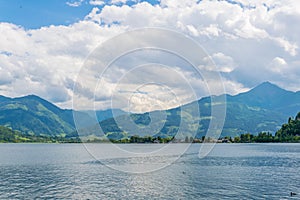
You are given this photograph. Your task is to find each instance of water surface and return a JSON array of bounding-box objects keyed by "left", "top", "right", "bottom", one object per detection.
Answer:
[{"left": 0, "top": 143, "right": 299, "bottom": 199}]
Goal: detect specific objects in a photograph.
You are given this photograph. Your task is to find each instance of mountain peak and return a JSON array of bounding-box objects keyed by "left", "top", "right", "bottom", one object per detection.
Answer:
[
  {"left": 0, "top": 94, "right": 75, "bottom": 135},
  {"left": 233, "top": 81, "right": 294, "bottom": 109},
  {"left": 254, "top": 81, "right": 282, "bottom": 90},
  {"left": 21, "top": 94, "right": 44, "bottom": 100},
  {"left": 247, "top": 81, "right": 289, "bottom": 96}
]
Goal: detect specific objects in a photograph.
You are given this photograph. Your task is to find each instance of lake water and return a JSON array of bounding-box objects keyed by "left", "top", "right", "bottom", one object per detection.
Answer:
[{"left": 0, "top": 143, "right": 299, "bottom": 199}]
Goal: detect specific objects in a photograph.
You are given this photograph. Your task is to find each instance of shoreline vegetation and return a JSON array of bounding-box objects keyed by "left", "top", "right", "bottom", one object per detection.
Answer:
[{"left": 1, "top": 112, "right": 300, "bottom": 144}]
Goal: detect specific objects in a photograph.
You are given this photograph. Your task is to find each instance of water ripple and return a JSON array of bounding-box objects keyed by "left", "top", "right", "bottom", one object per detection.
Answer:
[{"left": 0, "top": 144, "right": 299, "bottom": 199}]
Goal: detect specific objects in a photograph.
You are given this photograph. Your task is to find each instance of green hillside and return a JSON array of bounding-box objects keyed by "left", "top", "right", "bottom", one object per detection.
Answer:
[
  {"left": 1, "top": 82, "right": 300, "bottom": 140},
  {"left": 275, "top": 112, "right": 300, "bottom": 141},
  {"left": 97, "top": 99, "right": 286, "bottom": 139},
  {"left": 0, "top": 126, "right": 24, "bottom": 142},
  {"left": 0, "top": 95, "right": 75, "bottom": 136},
  {"left": 234, "top": 112, "right": 300, "bottom": 143},
  {"left": 0, "top": 125, "right": 80, "bottom": 143},
  {"left": 97, "top": 82, "right": 299, "bottom": 139}
]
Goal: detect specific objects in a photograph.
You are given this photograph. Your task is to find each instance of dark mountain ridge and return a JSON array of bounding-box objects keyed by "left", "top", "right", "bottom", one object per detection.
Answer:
[
  {"left": 99, "top": 82, "right": 300, "bottom": 138},
  {"left": 230, "top": 82, "right": 300, "bottom": 116},
  {"left": 0, "top": 82, "right": 299, "bottom": 138},
  {"left": 0, "top": 94, "right": 75, "bottom": 135}
]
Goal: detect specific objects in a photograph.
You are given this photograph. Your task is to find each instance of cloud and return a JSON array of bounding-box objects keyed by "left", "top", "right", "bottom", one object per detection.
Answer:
[
  {"left": 1, "top": 0, "right": 300, "bottom": 111},
  {"left": 202, "top": 53, "right": 237, "bottom": 73},
  {"left": 0, "top": 21, "right": 125, "bottom": 105},
  {"left": 89, "top": 0, "right": 105, "bottom": 6},
  {"left": 66, "top": 0, "right": 84, "bottom": 7},
  {"left": 89, "top": 0, "right": 299, "bottom": 56},
  {"left": 269, "top": 57, "right": 287, "bottom": 73},
  {"left": 111, "top": 0, "right": 128, "bottom": 4}
]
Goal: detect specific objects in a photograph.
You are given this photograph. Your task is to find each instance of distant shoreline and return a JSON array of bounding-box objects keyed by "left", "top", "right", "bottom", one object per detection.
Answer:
[{"left": 1, "top": 141, "right": 299, "bottom": 144}]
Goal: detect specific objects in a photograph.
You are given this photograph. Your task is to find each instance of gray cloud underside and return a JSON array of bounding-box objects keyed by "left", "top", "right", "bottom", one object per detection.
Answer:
[{"left": 0, "top": 0, "right": 299, "bottom": 111}]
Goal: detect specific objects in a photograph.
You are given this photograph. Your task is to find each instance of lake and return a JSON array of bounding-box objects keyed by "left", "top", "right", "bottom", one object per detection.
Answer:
[{"left": 0, "top": 143, "right": 299, "bottom": 199}]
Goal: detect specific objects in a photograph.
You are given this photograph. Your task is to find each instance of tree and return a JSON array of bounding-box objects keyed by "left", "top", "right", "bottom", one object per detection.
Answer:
[
  {"left": 275, "top": 112, "right": 300, "bottom": 142},
  {"left": 234, "top": 136, "right": 240, "bottom": 143},
  {"left": 240, "top": 133, "right": 253, "bottom": 143},
  {"left": 201, "top": 136, "right": 205, "bottom": 142},
  {"left": 185, "top": 136, "right": 189, "bottom": 143},
  {"left": 296, "top": 112, "right": 300, "bottom": 121},
  {"left": 190, "top": 136, "right": 194, "bottom": 143}
]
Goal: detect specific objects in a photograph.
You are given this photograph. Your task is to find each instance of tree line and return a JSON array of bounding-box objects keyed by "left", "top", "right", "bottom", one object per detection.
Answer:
[
  {"left": 1, "top": 112, "right": 300, "bottom": 143},
  {"left": 232, "top": 112, "right": 300, "bottom": 143}
]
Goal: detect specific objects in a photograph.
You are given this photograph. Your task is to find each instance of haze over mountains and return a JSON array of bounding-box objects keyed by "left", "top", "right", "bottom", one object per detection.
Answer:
[{"left": 0, "top": 82, "right": 299, "bottom": 138}]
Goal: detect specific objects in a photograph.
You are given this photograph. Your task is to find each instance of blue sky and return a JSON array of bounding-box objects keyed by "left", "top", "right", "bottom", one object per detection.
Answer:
[
  {"left": 0, "top": 0, "right": 299, "bottom": 110},
  {"left": 0, "top": 0, "right": 99, "bottom": 28},
  {"left": 0, "top": 0, "right": 160, "bottom": 29}
]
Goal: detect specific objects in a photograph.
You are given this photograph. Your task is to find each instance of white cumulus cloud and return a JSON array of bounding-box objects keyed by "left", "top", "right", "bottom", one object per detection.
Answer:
[
  {"left": 1, "top": 0, "right": 300, "bottom": 110},
  {"left": 89, "top": 0, "right": 105, "bottom": 6},
  {"left": 66, "top": 0, "right": 84, "bottom": 7}
]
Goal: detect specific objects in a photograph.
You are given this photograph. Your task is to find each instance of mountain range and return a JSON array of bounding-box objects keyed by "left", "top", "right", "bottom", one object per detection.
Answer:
[{"left": 0, "top": 82, "right": 299, "bottom": 139}]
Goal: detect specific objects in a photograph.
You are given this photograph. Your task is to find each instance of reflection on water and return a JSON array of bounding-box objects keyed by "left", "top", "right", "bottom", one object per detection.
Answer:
[
  {"left": 84, "top": 143, "right": 191, "bottom": 173},
  {"left": 0, "top": 143, "right": 299, "bottom": 199}
]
